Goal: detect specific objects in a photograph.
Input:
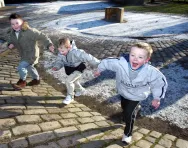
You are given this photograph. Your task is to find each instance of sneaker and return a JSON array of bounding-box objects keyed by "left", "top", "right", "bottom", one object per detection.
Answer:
[
  {"left": 75, "top": 88, "right": 85, "bottom": 97},
  {"left": 27, "top": 79, "right": 40, "bottom": 86},
  {"left": 62, "top": 95, "right": 74, "bottom": 105},
  {"left": 122, "top": 134, "right": 132, "bottom": 144}
]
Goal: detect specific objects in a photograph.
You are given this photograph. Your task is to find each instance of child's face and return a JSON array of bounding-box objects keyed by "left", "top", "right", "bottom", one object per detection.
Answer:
[
  {"left": 58, "top": 41, "right": 71, "bottom": 56},
  {"left": 10, "top": 18, "right": 23, "bottom": 31},
  {"left": 129, "top": 47, "right": 149, "bottom": 70}
]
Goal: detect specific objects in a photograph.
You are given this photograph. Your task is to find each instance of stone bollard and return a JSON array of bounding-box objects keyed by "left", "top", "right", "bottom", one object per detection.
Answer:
[
  {"left": 0, "top": 0, "right": 5, "bottom": 8},
  {"left": 105, "top": 7, "right": 124, "bottom": 23}
]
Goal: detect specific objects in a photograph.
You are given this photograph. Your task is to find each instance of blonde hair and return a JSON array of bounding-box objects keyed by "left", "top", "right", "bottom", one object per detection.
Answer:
[
  {"left": 132, "top": 42, "right": 153, "bottom": 58},
  {"left": 58, "top": 38, "right": 70, "bottom": 47}
]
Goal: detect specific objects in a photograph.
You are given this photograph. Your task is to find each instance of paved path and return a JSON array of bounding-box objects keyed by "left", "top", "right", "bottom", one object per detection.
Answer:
[{"left": 0, "top": 39, "right": 188, "bottom": 148}]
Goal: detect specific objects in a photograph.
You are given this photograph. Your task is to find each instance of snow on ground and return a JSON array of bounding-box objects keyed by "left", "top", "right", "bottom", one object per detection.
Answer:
[{"left": 2, "top": 1, "right": 188, "bottom": 128}]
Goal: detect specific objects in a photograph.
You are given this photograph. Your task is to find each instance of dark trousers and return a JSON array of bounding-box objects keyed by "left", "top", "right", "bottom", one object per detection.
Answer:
[{"left": 121, "top": 96, "right": 139, "bottom": 137}]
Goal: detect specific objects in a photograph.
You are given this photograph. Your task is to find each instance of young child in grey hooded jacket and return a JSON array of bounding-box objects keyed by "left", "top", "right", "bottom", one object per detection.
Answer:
[
  {"left": 94, "top": 42, "right": 168, "bottom": 144},
  {"left": 52, "top": 37, "right": 100, "bottom": 105}
]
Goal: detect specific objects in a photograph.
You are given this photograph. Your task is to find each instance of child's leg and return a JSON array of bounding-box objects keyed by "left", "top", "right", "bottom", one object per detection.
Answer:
[
  {"left": 27, "top": 64, "right": 40, "bottom": 80},
  {"left": 17, "top": 61, "right": 29, "bottom": 80},
  {"left": 65, "top": 71, "right": 82, "bottom": 97},
  {"left": 121, "top": 96, "right": 139, "bottom": 137},
  {"left": 74, "top": 79, "right": 84, "bottom": 91}
]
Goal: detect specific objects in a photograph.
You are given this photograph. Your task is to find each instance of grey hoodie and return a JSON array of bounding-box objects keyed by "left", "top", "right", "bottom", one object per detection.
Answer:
[
  {"left": 98, "top": 55, "right": 168, "bottom": 101},
  {"left": 53, "top": 41, "right": 100, "bottom": 75}
]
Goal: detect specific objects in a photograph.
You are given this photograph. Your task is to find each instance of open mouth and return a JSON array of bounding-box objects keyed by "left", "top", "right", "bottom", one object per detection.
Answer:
[{"left": 132, "top": 62, "right": 138, "bottom": 68}]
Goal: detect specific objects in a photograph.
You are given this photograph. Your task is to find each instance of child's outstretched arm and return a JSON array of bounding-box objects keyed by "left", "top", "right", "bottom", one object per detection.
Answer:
[
  {"left": 52, "top": 53, "right": 64, "bottom": 71},
  {"left": 150, "top": 69, "right": 168, "bottom": 109}
]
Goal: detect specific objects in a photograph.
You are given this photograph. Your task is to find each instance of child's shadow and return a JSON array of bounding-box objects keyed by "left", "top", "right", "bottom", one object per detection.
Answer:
[{"left": 0, "top": 83, "right": 15, "bottom": 91}]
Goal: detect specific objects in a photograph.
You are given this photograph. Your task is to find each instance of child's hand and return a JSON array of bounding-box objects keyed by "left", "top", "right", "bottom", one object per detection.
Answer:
[
  {"left": 152, "top": 99, "right": 160, "bottom": 109},
  {"left": 8, "top": 44, "right": 14, "bottom": 49},
  {"left": 52, "top": 67, "right": 57, "bottom": 71},
  {"left": 94, "top": 70, "right": 101, "bottom": 77},
  {"left": 49, "top": 45, "right": 55, "bottom": 53}
]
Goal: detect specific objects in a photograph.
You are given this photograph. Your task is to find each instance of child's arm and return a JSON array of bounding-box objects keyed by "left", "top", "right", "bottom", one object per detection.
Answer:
[
  {"left": 95, "top": 58, "right": 120, "bottom": 76},
  {"left": 52, "top": 54, "right": 64, "bottom": 71},
  {"left": 149, "top": 69, "right": 168, "bottom": 109},
  {"left": 31, "top": 28, "right": 54, "bottom": 52},
  {"left": 77, "top": 49, "right": 100, "bottom": 68}
]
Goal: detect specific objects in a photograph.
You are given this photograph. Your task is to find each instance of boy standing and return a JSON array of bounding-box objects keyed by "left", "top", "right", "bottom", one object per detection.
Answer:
[
  {"left": 94, "top": 42, "right": 168, "bottom": 144},
  {"left": 52, "top": 37, "right": 100, "bottom": 105},
  {"left": 7, "top": 13, "right": 54, "bottom": 90}
]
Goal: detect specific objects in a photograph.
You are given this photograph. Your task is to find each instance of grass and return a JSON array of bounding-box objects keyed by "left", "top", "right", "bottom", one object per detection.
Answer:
[{"left": 124, "top": 3, "right": 188, "bottom": 15}]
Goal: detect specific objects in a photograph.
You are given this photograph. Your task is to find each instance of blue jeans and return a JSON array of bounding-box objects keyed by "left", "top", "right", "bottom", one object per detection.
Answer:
[{"left": 17, "top": 61, "right": 39, "bottom": 80}]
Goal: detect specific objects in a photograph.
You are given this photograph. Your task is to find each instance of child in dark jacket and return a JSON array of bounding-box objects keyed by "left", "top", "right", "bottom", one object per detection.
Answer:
[{"left": 7, "top": 13, "right": 54, "bottom": 90}]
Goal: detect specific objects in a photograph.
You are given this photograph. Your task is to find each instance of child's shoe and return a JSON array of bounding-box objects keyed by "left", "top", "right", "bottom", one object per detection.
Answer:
[
  {"left": 27, "top": 79, "right": 40, "bottom": 86},
  {"left": 75, "top": 88, "right": 86, "bottom": 97},
  {"left": 122, "top": 134, "right": 132, "bottom": 144},
  {"left": 12, "top": 79, "right": 26, "bottom": 90},
  {"left": 63, "top": 95, "right": 74, "bottom": 105}
]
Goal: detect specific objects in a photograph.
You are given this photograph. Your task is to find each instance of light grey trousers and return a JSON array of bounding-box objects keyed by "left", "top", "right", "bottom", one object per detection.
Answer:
[{"left": 65, "top": 71, "right": 84, "bottom": 98}]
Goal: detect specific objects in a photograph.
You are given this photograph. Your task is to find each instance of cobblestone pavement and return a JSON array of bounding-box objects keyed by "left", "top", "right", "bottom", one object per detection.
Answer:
[{"left": 0, "top": 38, "right": 188, "bottom": 148}]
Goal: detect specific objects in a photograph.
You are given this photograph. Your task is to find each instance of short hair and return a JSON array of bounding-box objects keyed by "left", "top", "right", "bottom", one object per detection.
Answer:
[
  {"left": 58, "top": 38, "right": 70, "bottom": 46},
  {"left": 132, "top": 42, "right": 153, "bottom": 58},
  {"left": 9, "top": 13, "right": 23, "bottom": 20}
]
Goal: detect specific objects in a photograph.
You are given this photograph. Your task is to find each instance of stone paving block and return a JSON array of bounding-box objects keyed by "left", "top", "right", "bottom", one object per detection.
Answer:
[
  {"left": 0, "top": 130, "right": 11, "bottom": 141},
  {"left": 28, "top": 131, "right": 56, "bottom": 145},
  {"left": 130, "top": 146, "right": 140, "bottom": 148},
  {"left": 111, "top": 128, "right": 124, "bottom": 138},
  {"left": 138, "top": 128, "right": 150, "bottom": 135},
  {"left": 39, "top": 121, "right": 61, "bottom": 132},
  {"left": 54, "top": 126, "right": 79, "bottom": 138},
  {"left": 81, "top": 107, "right": 92, "bottom": 111},
  {"left": 26, "top": 104, "right": 45, "bottom": 109},
  {"left": 74, "top": 104, "right": 86, "bottom": 108},
  {"left": 0, "top": 110, "right": 23, "bottom": 118},
  {"left": 100, "top": 133, "right": 117, "bottom": 143},
  {"left": 47, "top": 108, "right": 68, "bottom": 114},
  {"left": 0, "top": 100, "right": 5, "bottom": 104},
  {"left": 77, "top": 123, "right": 98, "bottom": 131},
  {"left": 136, "top": 139, "right": 153, "bottom": 148},
  {"left": 79, "top": 140, "right": 106, "bottom": 148},
  {"left": 22, "top": 92, "right": 38, "bottom": 96},
  {"left": 34, "top": 142, "right": 60, "bottom": 148},
  {"left": 0, "top": 104, "right": 26, "bottom": 110},
  {"left": 132, "top": 132, "right": 144, "bottom": 141},
  {"left": 82, "top": 130, "right": 104, "bottom": 140},
  {"left": 45, "top": 100, "right": 62, "bottom": 104},
  {"left": 163, "top": 134, "right": 176, "bottom": 141},
  {"left": 67, "top": 107, "right": 82, "bottom": 112},
  {"left": 145, "top": 136, "right": 156, "bottom": 143},
  {"left": 91, "top": 116, "right": 106, "bottom": 121},
  {"left": 1, "top": 91, "right": 21, "bottom": 96},
  {"left": 16, "top": 115, "right": 42, "bottom": 124},
  {"left": 154, "top": 144, "right": 165, "bottom": 148},
  {"left": 0, "top": 144, "right": 8, "bottom": 148},
  {"left": 12, "top": 124, "right": 41, "bottom": 136},
  {"left": 6, "top": 98, "right": 25, "bottom": 104},
  {"left": 90, "top": 112, "right": 102, "bottom": 116},
  {"left": 40, "top": 114, "right": 62, "bottom": 121},
  {"left": 59, "top": 118, "right": 79, "bottom": 126},
  {"left": 76, "top": 112, "right": 93, "bottom": 117},
  {"left": 24, "top": 109, "right": 48, "bottom": 115},
  {"left": 63, "top": 104, "right": 75, "bottom": 108},
  {"left": 95, "top": 121, "right": 110, "bottom": 127},
  {"left": 0, "top": 118, "right": 16, "bottom": 129},
  {"left": 77, "top": 117, "right": 94, "bottom": 124},
  {"left": 105, "top": 144, "right": 123, "bottom": 148},
  {"left": 57, "top": 134, "right": 86, "bottom": 147},
  {"left": 176, "top": 139, "right": 188, "bottom": 148},
  {"left": 60, "top": 112, "right": 78, "bottom": 118},
  {"left": 9, "top": 137, "right": 28, "bottom": 148},
  {"left": 150, "top": 131, "right": 162, "bottom": 138},
  {"left": 0, "top": 80, "right": 10, "bottom": 84}
]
